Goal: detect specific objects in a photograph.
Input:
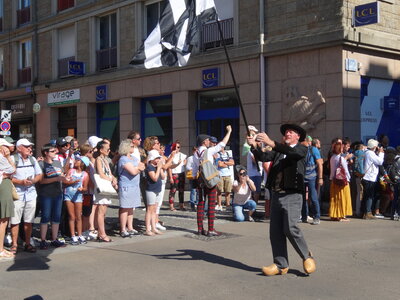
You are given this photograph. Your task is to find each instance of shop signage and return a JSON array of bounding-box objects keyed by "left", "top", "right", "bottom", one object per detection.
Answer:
[
  {"left": 383, "top": 96, "right": 400, "bottom": 111},
  {"left": 48, "top": 89, "right": 80, "bottom": 106},
  {"left": 202, "top": 68, "right": 219, "bottom": 88},
  {"left": 353, "top": 2, "right": 379, "bottom": 27},
  {"left": 68, "top": 61, "right": 85, "bottom": 76},
  {"left": 345, "top": 58, "right": 358, "bottom": 72},
  {"left": 0, "top": 110, "right": 12, "bottom": 121},
  {"left": 96, "top": 85, "right": 107, "bottom": 101},
  {"left": 0, "top": 121, "right": 11, "bottom": 132}
]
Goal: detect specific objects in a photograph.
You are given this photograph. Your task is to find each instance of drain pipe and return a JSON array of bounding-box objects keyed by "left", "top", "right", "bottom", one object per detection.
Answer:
[{"left": 259, "top": 0, "right": 266, "bottom": 132}]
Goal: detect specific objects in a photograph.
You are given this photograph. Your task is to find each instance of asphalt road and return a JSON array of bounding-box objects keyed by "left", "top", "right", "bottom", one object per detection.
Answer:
[{"left": 1, "top": 196, "right": 400, "bottom": 300}]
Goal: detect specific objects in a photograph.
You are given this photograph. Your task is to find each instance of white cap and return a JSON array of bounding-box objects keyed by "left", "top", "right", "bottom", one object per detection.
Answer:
[
  {"left": 64, "top": 136, "right": 74, "bottom": 143},
  {"left": 248, "top": 125, "right": 258, "bottom": 133},
  {"left": 16, "top": 138, "right": 34, "bottom": 147},
  {"left": 0, "top": 138, "right": 13, "bottom": 147},
  {"left": 88, "top": 136, "right": 103, "bottom": 148},
  {"left": 147, "top": 149, "right": 161, "bottom": 162},
  {"left": 367, "top": 139, "right": 379, "bottom": 149}
]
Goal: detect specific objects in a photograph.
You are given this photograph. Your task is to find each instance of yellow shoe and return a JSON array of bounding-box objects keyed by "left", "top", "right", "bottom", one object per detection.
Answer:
[
  {"left": 262, "top": 264, "right": 289, "bottom": 276},
  {"left": 303, "top": 253, "right": 316, "bottom": 274}
]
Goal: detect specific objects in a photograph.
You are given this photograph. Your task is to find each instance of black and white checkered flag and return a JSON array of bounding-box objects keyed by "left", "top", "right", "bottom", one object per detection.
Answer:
[{"left": 130, "top": 0, "right": 218, "bottom": 69}]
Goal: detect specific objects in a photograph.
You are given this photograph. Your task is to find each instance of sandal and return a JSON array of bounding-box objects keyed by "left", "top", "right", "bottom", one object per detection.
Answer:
[
  {"left": 24, "top": 244, "right": 37, "bottom": 253},
  {"left": 9, "top": 245, "right": 17, "bottom": 255},
  {"left": 170, "top": 207, "right": 176, "bottom": 211},
  {"left": 97, "top": 236, "right": 113, "bottom": 243},
  {"left": 144, "top": 231, "right": 155, "bottom": 236},
  {"left": 0, "top": 249, "right": 15, "bottom": 258},
  {"left": 152, "top": 230, "right": 163, "bottom": 235}
]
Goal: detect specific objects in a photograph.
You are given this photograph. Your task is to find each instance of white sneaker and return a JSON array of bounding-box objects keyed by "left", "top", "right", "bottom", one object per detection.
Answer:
[
  {"left": 30, "top": 237, "right": 37, "bottom": 246},
  {"left": 88, "top": 230, "right": 98, "bottom": 240},
  {"left": 79, "top": 236, "right": 87, "bottom": 244},
  {"left": 156, "top": 223, "right": 166, "bottom": 231},
  {"left": 215, "top": 205, "right": 222, "bottom": 211}
]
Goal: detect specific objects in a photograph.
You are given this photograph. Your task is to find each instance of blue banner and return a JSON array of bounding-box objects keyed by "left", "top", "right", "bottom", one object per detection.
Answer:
[
  {"left": 202, "top": 68, "right": 219, "bottom": 88},
  {"left": 353, "top": 2, "right": 379, "bottom": 27},
  {"left": 96, "top": 85, "right": 107, "bottom": 101},
  {"left": 68, "top": 61, "right": 85, "bottom": 76}
]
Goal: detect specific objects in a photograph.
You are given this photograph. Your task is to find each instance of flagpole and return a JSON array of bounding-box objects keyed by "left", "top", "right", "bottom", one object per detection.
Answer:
[{"left": 215, "top": 18, "right": 251, "bottom": 137}]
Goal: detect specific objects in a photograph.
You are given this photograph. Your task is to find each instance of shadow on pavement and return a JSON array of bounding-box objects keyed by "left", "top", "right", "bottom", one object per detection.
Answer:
[{"left": 153, "top": 249, "right": 260, "bottom": 272}]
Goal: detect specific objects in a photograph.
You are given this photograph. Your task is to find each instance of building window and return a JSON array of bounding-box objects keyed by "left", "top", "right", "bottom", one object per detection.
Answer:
[
  {"left": 17, "top": 0, "right": 30, "bottom": 27},
  {"left": 0, "top": 0, "right": 3, "bottom": 32},
  {"left": 58, "top": 0, "right": 74, "bottom": 12},
  {"left": 58, "top": 26, "right": 75, "bottom": 77},
  {"left": 18, "top": 40, "right": 32, "bottom": 85},
  {"left": 200, "top": 0, "right": 234, "bottom": 51},
  {"left": 141, "top": 95, "right": 172, "bottom": 148},
  {"left": 145, "top": 0, "right": 166, "bottom": 37},
  {"left": 96, "top": 13, "right": 117, "bottom": 71},
  {"left": 96, "top": 102, "right": 120, "bottom": 151}
]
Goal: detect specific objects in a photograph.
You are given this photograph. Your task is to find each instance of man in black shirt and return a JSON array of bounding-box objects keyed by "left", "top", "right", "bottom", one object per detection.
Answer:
[{"left": 248, "top": 124, "right": 316, "bottom": 276}]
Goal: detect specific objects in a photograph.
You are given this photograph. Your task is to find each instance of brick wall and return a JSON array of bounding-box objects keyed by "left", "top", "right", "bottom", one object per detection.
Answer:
[
  {"left": 119, "top": 4, "right": 136, "bottom": 67},
  {"left": 76, "top": 19, "right": 90, "bottom": 72},
  {"left": 265, "top": 0, "right": 343, "bottom": 54},
  {"left": 37, "top": 32, "right": 53, "bottom": 82},
  {"left": 238, "top": 0, "right": 260, "bottom": 44}
]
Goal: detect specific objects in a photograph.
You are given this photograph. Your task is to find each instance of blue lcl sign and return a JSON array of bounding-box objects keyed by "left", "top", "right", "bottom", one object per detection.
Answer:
[
  {"left": 202, "top": 68, "right": 219, "bottom": 88},
  {"left": 96, "top": 85, "right": 107, "bottom": 101},
  {"left": 68, "top": 61, "right": 85, "bottom": 76},
  {"left": 353, "top": 2, "right": 379, "bottom": 27}
]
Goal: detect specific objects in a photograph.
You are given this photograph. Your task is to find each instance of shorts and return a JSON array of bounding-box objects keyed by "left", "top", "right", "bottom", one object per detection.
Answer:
[
  {"left": 146, "top": 191, "right": 162, "bottom": 206},
  {"left": 11, "top": 199, "right": 36, "bottom": 225},
  {"left": 217, "top": 176, "right": 233, "bottom": 193},
  {"left": 250, "top": 176, "right": 262, "bottom": 193},
  {"left": 82, "top": 194, "right": 93, "bottom": 217}
]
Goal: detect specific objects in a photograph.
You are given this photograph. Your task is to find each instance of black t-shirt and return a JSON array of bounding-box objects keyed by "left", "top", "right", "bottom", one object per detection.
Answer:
[
  {"left": 146, "top": 164, "right": 162, "bottom": 193},
  {"left": 39, "top": 160, "right": 63, "bottom": 197}
]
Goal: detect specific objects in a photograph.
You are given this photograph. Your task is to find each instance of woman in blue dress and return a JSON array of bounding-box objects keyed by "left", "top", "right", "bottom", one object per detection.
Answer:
[{"left": 118, "top": 139, "right": 145, "bottom": 237}]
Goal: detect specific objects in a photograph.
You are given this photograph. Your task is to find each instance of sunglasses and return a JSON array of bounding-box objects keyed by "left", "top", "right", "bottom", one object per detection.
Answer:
[
  {"left": 239, "top": 172, "right": 247, "bottom": 176},
  {"left": 176, "top": 146, "right": 180, "bottom": 149},
  {"left": 48, "top": 150, "right": 56, "bottom": 153},
  {"left": 22, "top": 145, "right": 32, "bottom": 148}
]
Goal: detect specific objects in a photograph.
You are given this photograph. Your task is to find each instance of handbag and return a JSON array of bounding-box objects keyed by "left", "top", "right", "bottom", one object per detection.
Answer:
[
  {"left": 333, "top": 158, "right": 348, "bottom": 186},
  {"left": 11, "top": 182, "right": 19, "bottom": 201},
  {"left": 94, "top": 174, "right": 117, "bottom": 196}
]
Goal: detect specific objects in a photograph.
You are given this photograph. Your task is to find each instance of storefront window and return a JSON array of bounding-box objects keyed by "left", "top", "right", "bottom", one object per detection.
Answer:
[
  {"left": 58, "top": 106, "right": 77, "bottom": 137},
  {"left": 198, "top": 89, "right": 238, "bottom": 110},
  {"left": 97, "top": 102, "right": 119, "bottom": 150},
  {"left": 197, "top": 88, "right": 240, "bottom": 161},
  {"left": 142, "top": 95, "right": 172, "bottom": 148}
]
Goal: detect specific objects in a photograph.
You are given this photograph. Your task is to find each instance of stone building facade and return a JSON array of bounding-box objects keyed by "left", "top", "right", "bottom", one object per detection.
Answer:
[{"left": 0, "top": 0, "right": 399, "bottom": 159}]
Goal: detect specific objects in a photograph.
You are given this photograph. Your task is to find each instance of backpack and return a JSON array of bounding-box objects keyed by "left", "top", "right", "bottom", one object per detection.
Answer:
[
  {"left": 353, "top": 150, "right": 366, "bottom": 178},
  {"left": 13, "top": 153, "right": 36, "bottom": 169},
  {"left": 198, "top": 149, "right": 221, "bottom": 189},
  {"left": 388, "top": 157, "right": 400, "bottom": 184}
]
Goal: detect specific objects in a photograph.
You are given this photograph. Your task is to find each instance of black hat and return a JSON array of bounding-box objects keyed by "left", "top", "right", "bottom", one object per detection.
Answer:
[
  {"left": 197, "top": 134, "right": 210, "bottom": 146},
  {"left": 280, "top": 124, "right": 306, "bottom": 142},
  {"left": 56, "top": 137, "right": 68, "bottom": 147}
]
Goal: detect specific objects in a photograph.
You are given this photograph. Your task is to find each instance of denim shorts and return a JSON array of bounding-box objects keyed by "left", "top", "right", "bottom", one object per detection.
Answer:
[{"left": 39, "top": 194, "right": 63, "bottom": 224}]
